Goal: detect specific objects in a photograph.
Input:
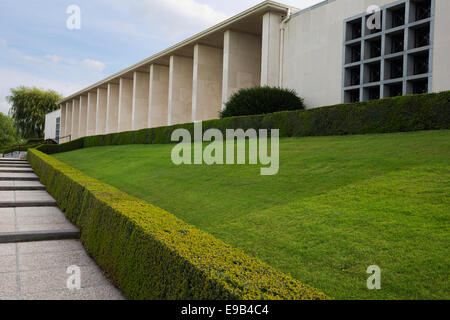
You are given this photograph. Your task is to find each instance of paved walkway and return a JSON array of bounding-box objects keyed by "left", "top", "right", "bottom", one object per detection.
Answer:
[{"left": 0, "top": 158, "right": 124, "bottom": 300}]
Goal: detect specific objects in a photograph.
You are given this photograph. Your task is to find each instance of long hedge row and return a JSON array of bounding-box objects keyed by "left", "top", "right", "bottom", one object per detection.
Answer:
[
  {"left": 37, "top": 91, "right": 450, "bottom": 155},
  {"left": 27, "top": 149, "right": 329, "bottom": 300}
]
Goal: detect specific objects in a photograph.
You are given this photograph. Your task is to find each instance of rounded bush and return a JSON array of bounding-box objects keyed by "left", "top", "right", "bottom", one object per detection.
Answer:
[{"left": 221, "top": 86, "right": 305, "bottom": 118}]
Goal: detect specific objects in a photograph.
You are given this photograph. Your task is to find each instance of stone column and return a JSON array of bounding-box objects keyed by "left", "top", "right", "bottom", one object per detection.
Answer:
[
  {"left": 222, "top": 30, "right": 262, "bottom": 109},
  {"left": 261, "top": 12, "right": 282, "bottom": 86},
  {"left": 149, "top": 64, "right": 169, "bottom": 128},
  {"left": 192, "top": 44, "right": 223, "bottom": 122},
  {"left": 71, "top": 98, "right": 80, "bottom": 139},
  {"left": 96, "top": 88, "right": 107, "bottom": 135},
  {"left": 66, "top": 101, "right": 72, "bottom": 141},
  {"left": 132, "top": 72, "right": 150, "bottom": 130},
  {"left": 168, "top": 55, "right": 193, "bottom": 126},
  {"left": 60, "top": 103, "right": 66, "bottom": 143},
  {"left": 78, "top": 95, "right": 88, "bottom": 138},
  {"left": 87, "top": 91, "right": 97, "bottom": 137},
  {"left": 118, "top": 78, "right": 133, "bottom": 132},
  {"left": 106, "top": 83, "right": 119, "bottom": 134}
]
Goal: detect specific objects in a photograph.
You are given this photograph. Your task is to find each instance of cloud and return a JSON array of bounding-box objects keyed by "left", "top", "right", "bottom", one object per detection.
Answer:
[
  {"left": 41, "top": 54, "right": 105, "bottom": 72},
  {"left": 0, "top": 67, "right": 88, "bottom": 115},
  {"left": 19, "top": 54, "right": 44, "bottom": 64},
  {"left": 101, "top": 0, "right": 228, "bottom": 41},
  {"left": 81, "top": 59, "right": 106, "bottom": 73},
  {"left": 0, "top": 38, "right": 6, "bottom": 47},
  {"left": 44, "top": 54, "right": 77, "bottom": 65}
]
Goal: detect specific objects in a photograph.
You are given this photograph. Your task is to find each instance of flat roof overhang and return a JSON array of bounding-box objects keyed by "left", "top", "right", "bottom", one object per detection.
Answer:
[{"left": 58, "top": 1, "right": 296, "bottom": 104}]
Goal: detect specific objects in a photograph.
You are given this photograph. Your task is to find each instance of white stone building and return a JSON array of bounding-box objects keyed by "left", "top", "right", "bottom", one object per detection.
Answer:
[
  {"left": 54, "top": 0, "right": 450, "bottom": 143},
  {"left": 44, "top": 109, "right": 61, "bottom": 142}
]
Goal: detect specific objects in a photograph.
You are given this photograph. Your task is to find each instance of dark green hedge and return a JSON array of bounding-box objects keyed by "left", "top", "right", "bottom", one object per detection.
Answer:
[
  {"left": 37, "top": 91, "right": 450, "bottom": 155},
  {"left": 1, "top": 140, "right": 55, "bottom": 155},
  {"left": 27, "top": 149, "right": 329, "bottom": 300},
  {"left": 221, "top": 86, "right": 305, "bottom": 118}
]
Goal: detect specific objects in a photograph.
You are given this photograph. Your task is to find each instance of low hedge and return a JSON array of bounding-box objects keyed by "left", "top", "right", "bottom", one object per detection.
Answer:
[
  {"left": 36, "top": 91, "right": 450, "bottom": 155},
  {"left": 0, "top": 140, "right": 55, "bottom": 155},
  {"left": 27, "top": 148, "right": 329, "bottom": 300}
]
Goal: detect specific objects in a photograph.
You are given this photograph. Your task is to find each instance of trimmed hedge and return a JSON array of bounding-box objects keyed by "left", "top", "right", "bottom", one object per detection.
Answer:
[
  {"left": 27, "top": 149, "right": 329, "bottom": 300},
  {"left": 0, "top": 140, "right": 55, "bottom": 155},
  {"left": 37, "top": 91, "right": 450, "bottom": 155},
  {"left": 221, "top": 86, "right": 305, "bottom": 118}
]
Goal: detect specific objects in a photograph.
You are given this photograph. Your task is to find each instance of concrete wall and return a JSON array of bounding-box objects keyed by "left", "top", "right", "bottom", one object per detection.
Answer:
[
  {"left": 168, "top": 56, "right": 193, "bottom": 125},
  {"left": 44, "top": 109, "right": 61, "bottom": 141},
  {"left": 79, "top": 95, "right": 88, "bottom": 138},
  {"left": 71, "top": 99, "right": 80, "bottom": 139},
  {"left": 132, "top": 71, "right": 150, "bottom": 130},
  {"left": 261, "top": 11, "right": 282, "bottom": 86},
  {"left": 149, "top": 64, "right": 169, "bottom": 128},
  {"left": 283, "top": 0, "right": 436, "bottom": 108},
  {"left": 192, "top": 44, "right": 223, "bottom": 122},
  {"left": 96, "top": 88, "right": 107, "bottom": 135},
  {"left": 106, "top": 83, "right": 119, "bottom": 134},
  {"left": 118, "top": 78, "right": 133, "bottom": 132},
  {"left": 87, "top": 91, "right": 97, "bottom": 137},
  {"left": 432, "top": 0, "right": 450, "bottom": 92},
  {"left": 222, "top": 30, "right": 262, "bottom": 109}
]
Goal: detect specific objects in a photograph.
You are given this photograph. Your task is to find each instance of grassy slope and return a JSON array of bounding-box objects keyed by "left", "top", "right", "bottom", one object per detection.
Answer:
[{"left": 53, "top": 130, "right": 450, "bottom": 299}]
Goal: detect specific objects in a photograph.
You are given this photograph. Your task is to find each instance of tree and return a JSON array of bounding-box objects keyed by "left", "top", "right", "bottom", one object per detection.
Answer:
[
  {"left": 7, "top": 87, "right": 62, "bottom": 139},
  {"left": 0, "top": 112, "right": 21, "bottom": 147}
]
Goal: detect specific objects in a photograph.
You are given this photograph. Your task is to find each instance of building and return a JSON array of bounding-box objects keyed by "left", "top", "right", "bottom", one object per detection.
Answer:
[
  {"left": 44, "top": 109, "right": 61, "bottom": 142},
  {"left": 55, "top": 0, "right": 450, "bottom": 143}
]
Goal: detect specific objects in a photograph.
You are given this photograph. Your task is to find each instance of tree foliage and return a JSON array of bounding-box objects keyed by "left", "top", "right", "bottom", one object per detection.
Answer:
[
  {"left": 0, "top": 112, "right": 21, "bottom": 147},
  {"left": 7, "top": 87, "right": 62, "bottom": 139}
]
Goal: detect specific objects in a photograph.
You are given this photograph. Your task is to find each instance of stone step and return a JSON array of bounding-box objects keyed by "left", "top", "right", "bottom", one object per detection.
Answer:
[
  {"left": 0, "top": 177, "right": 40, "bottom": 181},
  {"left": 0, "top": 169, "right": 34, "bottom": 173},
  {"left": 0, "top": 181, "right": 45, "bottom": 191},
  {"left": 0, "top": 164, "right": 31, "bottom": 168},
  {"left": 0, "top": 186, "right": 46, "bottom": 191},
  {"left": 0, "top": 172, "right": 39, "bottom": 181},
  {"left": 0, "top": 201, "right": 57, "bottom": 208},
  {"left": 0, "top": 230, "right": 80, "bottom": 244},
  {"left": 0, "top": 160, "right": 28, "bottom": 163},
  {"left": 0, "top": 191, "right": 57, "bottom": 207}
]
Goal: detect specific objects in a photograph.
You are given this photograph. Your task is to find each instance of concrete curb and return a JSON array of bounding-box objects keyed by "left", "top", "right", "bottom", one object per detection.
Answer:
[
  {"left": 0, "top": 230, "right": 80, "bottom": 244},
  {"left": 0, "top": 201, "right": 57, "bottom": 208}
]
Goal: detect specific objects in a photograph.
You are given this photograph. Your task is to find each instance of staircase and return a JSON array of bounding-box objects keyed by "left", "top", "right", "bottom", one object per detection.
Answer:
[{"left": 0, "top": 158, "right": 124, "bottom": 300}]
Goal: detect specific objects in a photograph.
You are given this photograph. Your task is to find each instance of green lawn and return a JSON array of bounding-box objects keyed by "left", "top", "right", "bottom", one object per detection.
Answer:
[{"left": 53, "top": 130, "right": 450, "bottom": 300}]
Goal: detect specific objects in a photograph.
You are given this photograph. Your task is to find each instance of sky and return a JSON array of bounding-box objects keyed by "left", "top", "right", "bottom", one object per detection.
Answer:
[{"left": 0, "top": 0, "right": 324, "bottom": 115}]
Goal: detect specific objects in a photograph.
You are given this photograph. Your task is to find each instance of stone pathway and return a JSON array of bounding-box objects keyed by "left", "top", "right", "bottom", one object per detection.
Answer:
[{"left": 0, "top": 158, "right": 124, "bottom": 300}]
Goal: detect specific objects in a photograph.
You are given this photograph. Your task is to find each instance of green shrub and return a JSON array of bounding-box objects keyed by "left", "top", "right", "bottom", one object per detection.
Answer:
[
  {"left": 221, "top": 86, "right": 305, "bottom": 118},
  {"left": 0, "top": 139, "right": 55, "bottom": 155},
  {"left": 27, "top": 149, "right": 329, "bottom": 300},
  {"left": 36, "top": 91, "right": 450, "bottom": 155}
]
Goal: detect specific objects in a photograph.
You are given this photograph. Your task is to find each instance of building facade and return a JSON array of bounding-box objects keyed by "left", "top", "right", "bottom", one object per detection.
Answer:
[
  {"left": 44, "top": 109, "right": 61, "bottom": 142},
  {"left": 56, "top": 0, "right": 450, "bottom": 143}
]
